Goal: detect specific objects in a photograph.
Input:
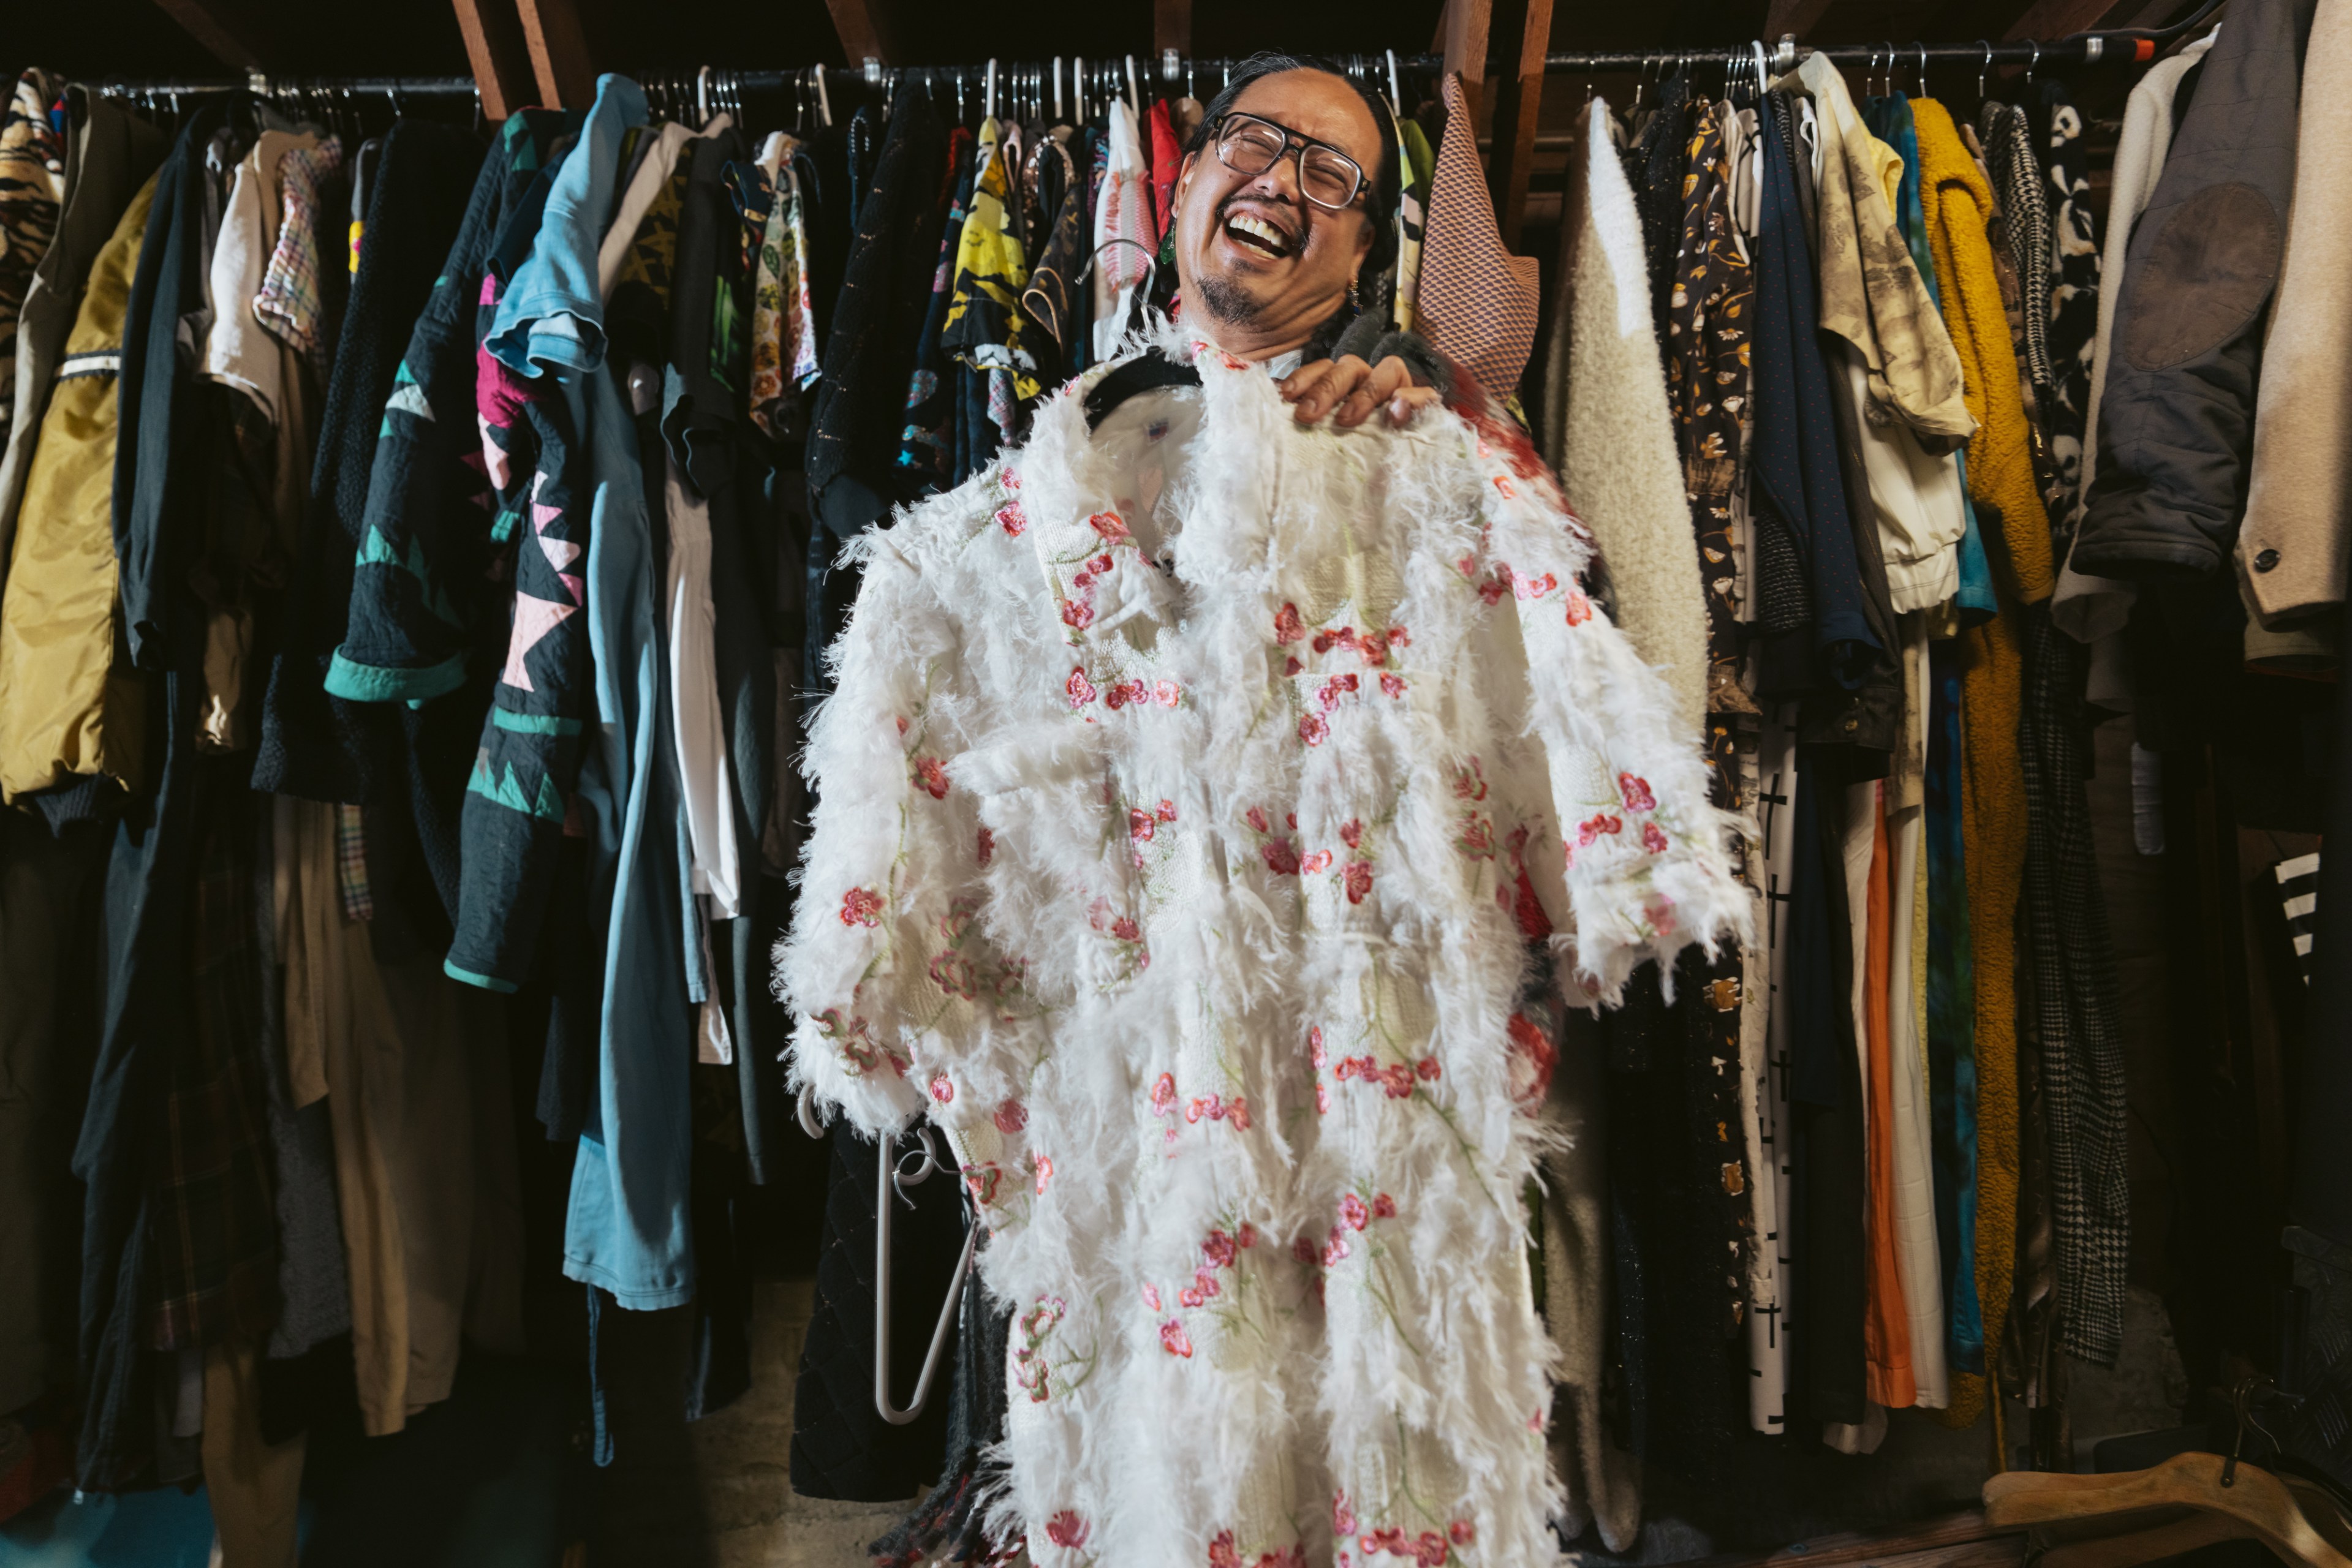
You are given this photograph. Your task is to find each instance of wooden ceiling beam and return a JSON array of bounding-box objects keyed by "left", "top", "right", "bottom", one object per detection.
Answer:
[
  {"left": 1762, "top": 0, "right": 1836, "bottom": 46},
  {"left": 1486, "top": 0, "right": 1555, "bottom": 247},
  {"left": 149, "top": 0, "right": 273, "bottom": 70},
  {"left": 1439, "top": 0, "right": 1494, "bottom": 121},
  {"left": 514, "top": 0, "right": 594, "bottom": 108},
  {"left": 825, "top": 0, "right": 895, "bottom": 66},
  {"left": 449, "top": 0, "right": 537, "bottom": 118},
  {"left": 1155, "top": 0, "right": 1193, "bottom": 59},
  {"left": 2002, "top": 0, "right": 2128, "bottom": 39}
]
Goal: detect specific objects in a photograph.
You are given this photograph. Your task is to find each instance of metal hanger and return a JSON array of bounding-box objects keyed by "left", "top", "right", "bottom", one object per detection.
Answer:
[
  {"left": 871, "top": 1126, "right": 979, "bottom": 1426},
  {"left": 1978, "top": 40, "right": 1994, "bottom": 98}
]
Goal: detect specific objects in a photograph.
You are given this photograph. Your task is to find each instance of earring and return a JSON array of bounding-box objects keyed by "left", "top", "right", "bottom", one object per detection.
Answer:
[{"left": 1347, "top": 279, "right": 1361, "bottom": 309}]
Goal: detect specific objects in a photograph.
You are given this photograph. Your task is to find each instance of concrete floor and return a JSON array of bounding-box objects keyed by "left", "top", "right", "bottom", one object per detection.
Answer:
[{"left": 685, "top": 1280, "right": 916, "bottom": 1568}]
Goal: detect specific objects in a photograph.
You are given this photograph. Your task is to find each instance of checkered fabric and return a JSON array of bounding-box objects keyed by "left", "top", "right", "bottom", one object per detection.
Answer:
[
  {"left": 254, "top": 137, "right": 344, "bottom": 363},
  {"left": 1415, "top": 72, "right": 1541, "bottom": 402}
]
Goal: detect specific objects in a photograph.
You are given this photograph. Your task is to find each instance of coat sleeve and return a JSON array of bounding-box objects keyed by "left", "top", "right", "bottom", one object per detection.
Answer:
[
  {"left": 1466, "top": 415, "right": 1753, "bottom": 1006},
  {"left": 775, "top": 526, "right": 1009, "bottom": 1134}
]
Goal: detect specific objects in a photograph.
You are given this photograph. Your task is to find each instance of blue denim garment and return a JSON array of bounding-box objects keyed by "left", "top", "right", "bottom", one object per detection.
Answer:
[{"left": 486, "top": 74, "right": 648, "bottom": 378}]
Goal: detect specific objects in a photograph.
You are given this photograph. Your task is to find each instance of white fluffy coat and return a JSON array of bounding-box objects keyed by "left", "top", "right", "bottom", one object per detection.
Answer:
[{"left": 777, "top": 326, "right": 1747, "bottom": 1567}]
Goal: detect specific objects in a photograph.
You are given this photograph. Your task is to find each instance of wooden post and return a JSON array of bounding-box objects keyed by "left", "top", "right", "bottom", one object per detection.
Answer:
[
  {"left": 513, "top": 0, "right": 594, "bottom": 109},
  {"left": 1485, "top": 0, "right": 1554, "bottom": 247},
  {"left": 1438, "top": 0, "right": 1494, "bottom": 124},
  {"left": 1154, "top": 0, "right": 1193, "bottom": 61},
  {"left": 149, "top": 0, "right": 271, "bottom": 70},
  {"left": 824, "top": 0, "right": 893, "bottom": 67},
  {"left": 449, "top": 0, "right": 537, "bottom": 118}
]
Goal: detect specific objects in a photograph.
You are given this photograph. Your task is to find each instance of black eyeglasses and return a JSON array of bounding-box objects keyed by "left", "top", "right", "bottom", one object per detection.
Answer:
[{"left": 1209, "top": 112, "right": 1367, "bottom": 211}]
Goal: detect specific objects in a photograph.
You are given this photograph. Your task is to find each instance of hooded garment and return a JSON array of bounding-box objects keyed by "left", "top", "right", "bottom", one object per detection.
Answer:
[{"left": 777, "top": 324, "right": 1747, "bottom": 1567}]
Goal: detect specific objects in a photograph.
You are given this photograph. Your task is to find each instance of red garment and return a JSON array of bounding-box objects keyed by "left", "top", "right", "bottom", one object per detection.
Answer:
[
  {"left": 1862, "top": 785, "right": 1918, "bottom": 1409},
  {"left": 1148, "top": 99, "right": 1181, "bottom": 244}
]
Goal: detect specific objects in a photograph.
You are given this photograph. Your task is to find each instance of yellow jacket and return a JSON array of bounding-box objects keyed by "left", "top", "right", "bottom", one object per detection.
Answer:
[
  {"left": 0, "top": 171, "right": 157, "bottom": 802},
  {"left": 1913, "top": 99, "right": 2054, "bottom": 604}
]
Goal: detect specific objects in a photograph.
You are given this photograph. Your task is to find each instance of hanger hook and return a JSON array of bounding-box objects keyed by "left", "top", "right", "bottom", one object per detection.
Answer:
[
  {"left": 1978, "top": 41, "right": 1993, "bottom": 99},
  {"left": 2026, "top": 41, "right": 2041, "bottom": 82}
]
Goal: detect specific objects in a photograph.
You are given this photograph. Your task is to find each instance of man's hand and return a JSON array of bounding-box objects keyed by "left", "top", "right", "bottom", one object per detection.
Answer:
[{"left": 1279, "top": 354, "right": 1440, "bottom": 428}]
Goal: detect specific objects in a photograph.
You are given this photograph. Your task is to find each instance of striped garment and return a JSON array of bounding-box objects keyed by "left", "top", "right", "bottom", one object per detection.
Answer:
[
  {"left": 2280, "top": 852, "right": 2321, "bottom": 986},
  {"left": 0, "top": 69, "right": 65, "bottom": 441}
]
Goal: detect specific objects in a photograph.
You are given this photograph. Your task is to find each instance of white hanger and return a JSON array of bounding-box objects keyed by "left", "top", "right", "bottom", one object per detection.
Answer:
[
  {"left": 1053, "top": 55, "right": 1063, "bottom": 121},
  {"left": 984, "top": 56, "right": 997, "bottom": 119},
  {"left": 1126, "top": 54, "right": 1141, "bottom": 119},
  {"left": 813, "top": 62, "right": 832, "bottom": 128},
  {"left": 1386, "top": 48, "right": 1402, "bottom": 115}
]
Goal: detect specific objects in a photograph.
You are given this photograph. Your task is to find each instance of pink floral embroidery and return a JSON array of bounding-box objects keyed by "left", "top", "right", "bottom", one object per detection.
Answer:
[
  {"left": 1494, "top": 474, "right": 1518, "bottom": 499},
  {"left": 1155, "top": 679, "right": 1181, "bottom": 707},
  {"left": 1374, "top": 1191, "right": 1398, "bottom": 1219},
  {"left": 994, "top": 1098, "right": 1027, "bottom": 1135},
  {"left": 1061, "top": 598, "right": 1095, "bottom": 630},
  {"left": 912, "top": 756, "right": 950, "bottom": 799},
  {"left": 994, "top": 502, "right": 1027, "bottom": 536},
  {"left": 1129, "top": 808, "right": 1157, "bottom": 843},
  {"left": 1141, "top": 1281, "right": 1162, "bottom": 1310},
  {"left": 1643, "top": 821, "right": 1670, "bottom": 854},
  {"left": 1453, "top": 756, "right": 1489, "bottom": 801},
  {"left": 1312, "top": 626, "right": 1353, "bottom": 654},
  {"left": 1238, "top": 1222, "right": 1258, "bottom": 1248},
  {"left": 1415, "top": 1057, "right": 1442, "bottom": 1082},
  {"left": 1577, "top": 812, "right": 1624, "bottom": 846},
  {"left": 1458, "top": 813, "right": 1495, "bottom": 859},
  {"left": 1203, "top": 1229, "right": 1238, "bottom": 1268},
  {"left": 928, "top": 1074, "right": 955, "bottom": 1104},
  {"left": 1339, "top": 818, "right": 1363, "bottom": 848},
  {"left": 894, "top": 715, "right": 909, "bottom": 735},
  {"left": 1261, "top": 837, "right": 1301, "bottom": 875},
  {"left": 1619, "top": 772, "right": 1657, "bottom": 811},
  {"left": 976, "top": 826, "right": 995, "bottom": 867},
  {"left": 1298, "top": 712, "right": 1329, "bottom": 746},
  {"left": 1449, "top": 1520, "right": 1476, "bottom": 1546},
  {"left": 998, "top": 466, "right": 1021, "bottom": 491},
  {"left": 966, "top": 1165, "right": 1003, "bottom": 1205},
  {"left": 1477, "top": 568, "right": 1511, "bottom": 606},
  {"left": 1159, "top": 1318, "right": 1193, "bottom": 1358},
  {"left": 1564, "top": 587, "right": 1593, "bottom": 626},
  {"left": 1104, "top": 677, "right": 1131, "bottom": 709},
  {"left": 1380, "top": 672, "right": 1406, "bottom": 699},
  {"left": 1316, "top": 673, "right": 1360, "bottom": 710},
  {"left": 1513, "top": 568, "right": 1557, "bottom": 600},
  {"left": 1088, "top": 509, "right": 1130, "bottom": 542},
  {"left": 1315, "top": 1081, "right": 1332, "bottom": 1115},
  {"left": 1381, "top": 1063, "right": 1415, "bottom": 1098},
  {"left": 1155, "top": 799, "right": 1178, "bottom": 822},
  {"left": 1308, "top": 1026, "right": 1326, "bottom": 1067},
  {"left": 839, "top": 887, "right": 884, "bottom": 927},
  {"left": 1046, "top": 1510, "right": 1089, "bottom": 1548},
  {"left": 1357, "top": 630, "right": 1390, "bottom": 666},
  {"left": 1067, "top": 668, "right": 1097, "bottom": 708},
  {"left": 1034, "top": 1154, "right": 1053, "bottom": 1194},
  {"left": 1283, "top": 655, "right": 1303, "bottom": 676},
  {"left": 1645, "top": 894, "right": 1679, "bottom": 937},
  {"left": 928, "top": 951, "right": 977, "bottom": 999},
  {"left": 1293, "top": 1237, "right": 1317, "bottom": 1264},
  {"left": 1208, "top": 1530, "right": 1241, "bottom": 1568},
  {"left": 1151, "top": 1072, "right": 1178, "bottom": 1117},
  {"left": 1334, "top": 1493, "right": 1359, "bottom": 1536},
  {"left": 1246, "top": 805, "right": 1269, "bottom": 833},
  {"left": 1111, "top": 915, "right": 1142, "bottom": 942},
  {"left": 1179, "top": 1283, "right": 1204, "bottom": 1309},
  {"left": 1321, "top": 1227, "right": 1351, "bottom": 1266},
  {"left": 1508, "top": 1012, "right": 1558, "bottom": 1106},
  {"left": 1273, "top": 602, "right": 1305, "bottom": 644},
  {"left": 1299, "top": 850, "right": 1333, "bottom": 875},
  {"left": 1344, "top": 861, "right": 1374, "bottom": 905},
  {"left": 1339, "top": 1193, "right": 1369, "bottom": 1231}
]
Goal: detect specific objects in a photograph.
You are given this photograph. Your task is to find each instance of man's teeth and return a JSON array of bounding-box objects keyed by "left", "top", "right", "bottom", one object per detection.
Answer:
[{"left": 1227, "top": 214, "right": 1291, "bottom": 256}]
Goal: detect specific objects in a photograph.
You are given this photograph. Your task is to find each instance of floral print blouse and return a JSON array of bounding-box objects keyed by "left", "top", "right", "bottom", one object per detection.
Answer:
[{"left": 777, "top": 323, "right": 1748, "bottom": 1567}]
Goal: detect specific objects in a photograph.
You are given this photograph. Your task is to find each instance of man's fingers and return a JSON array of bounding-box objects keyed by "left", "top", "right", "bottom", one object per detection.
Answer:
[
  {"left": 1290, "top": 355, "right": 1375, "bottom": 422},
  {"left": 1384, "top": 386, "right": 1440, "bottom": 426},
  {"left": 1277, "top": 360, "right": 1333, "bottom": 403},
  {"left": 1336, "top": 361, "right": 1417, "bottom": 427}
]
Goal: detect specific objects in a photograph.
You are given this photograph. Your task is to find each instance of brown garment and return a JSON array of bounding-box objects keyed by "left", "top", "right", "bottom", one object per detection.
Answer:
[
  {"left": 281, "top": 801, "right": 524, "bottom": 1435},
  {"left": 201, "top": 1337, "right": 304, "bottom": 1568}
]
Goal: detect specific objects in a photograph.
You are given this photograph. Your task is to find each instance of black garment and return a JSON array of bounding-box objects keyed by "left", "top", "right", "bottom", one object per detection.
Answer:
[
  {"left": 869, "top": 1262, "right": 1013, "bottom": 1564},
  {"left": 1752, "top": 91, "right": 1878, "bottom": 703},
  {"left": 77, "top": 98, "right": 249, "bottom": 1491},
  {"left": 2073, "top": 0, "right": 2319, "bottom": 579},
  {"left": 1603, "top": 948, "right": 1749, "bottom": 1483},
  {"left": 1786, "top": 751, "right": 1868, "bottom": 1427},
  {"left": 1622, "top": 73, "right": 1693, "bottom": 339},
  {"left": 1804, "top": 338, "right": 1903, "bottom": 769},
  {"left": 899, "top": 129, "right": 978, "bottom": 486},
  {"left": 253, "top": 121, "right": 482, "bottom": 812},
  {"left": 790, "top": 1123, "right": 965, "bottom": 1501}
]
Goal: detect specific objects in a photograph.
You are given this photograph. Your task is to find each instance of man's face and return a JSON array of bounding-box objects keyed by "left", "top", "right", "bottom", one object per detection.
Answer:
[{"left": 1173, "top": 69, "right": 1381, "bottom": 347}]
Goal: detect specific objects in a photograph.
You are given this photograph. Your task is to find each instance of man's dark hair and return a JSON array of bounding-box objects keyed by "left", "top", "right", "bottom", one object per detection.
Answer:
[{"left": 1182, "top": 51, "right": 1402, "bottom": 314}]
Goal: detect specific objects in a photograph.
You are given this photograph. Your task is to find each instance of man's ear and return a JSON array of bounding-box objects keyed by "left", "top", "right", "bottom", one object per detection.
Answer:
[{"left": 1178, "top": 149, "right": 1197, "bottom": 204}]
